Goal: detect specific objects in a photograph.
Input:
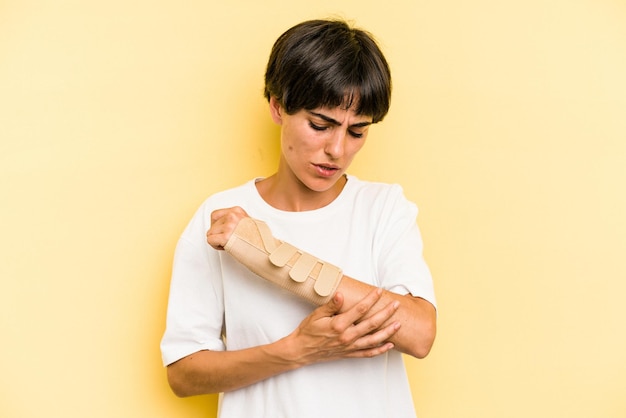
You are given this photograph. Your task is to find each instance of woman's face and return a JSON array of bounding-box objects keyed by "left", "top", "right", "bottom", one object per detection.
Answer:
[{"left": 271, "top": 98, "right": 373, "bottom": 194}]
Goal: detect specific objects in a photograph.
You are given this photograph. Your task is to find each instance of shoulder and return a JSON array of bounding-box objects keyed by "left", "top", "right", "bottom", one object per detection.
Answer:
[
  {"left": 204, "top": 179, "right": 256, "bottom": 204},
  {"left": 180, "top": 179, "right": 258, "bottom": 238},
  {"left": 193, "top": 179, "right": 260, "bottom": 215},
  {"left": 346, "top": 175, "right": 414, "bottom": 210},
  {"left": 343, "top": 176, "right": 419, "bottom": 232}
]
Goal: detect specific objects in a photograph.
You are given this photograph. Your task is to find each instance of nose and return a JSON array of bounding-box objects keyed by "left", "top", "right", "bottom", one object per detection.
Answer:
[{"left": 324, "top": 130, "right": 345, "bottom": 159}]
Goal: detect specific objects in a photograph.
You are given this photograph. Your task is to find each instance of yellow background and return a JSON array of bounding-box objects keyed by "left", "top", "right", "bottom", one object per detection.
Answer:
[{"left": 2, "top": 1, "right": 625, "bottom": 417}]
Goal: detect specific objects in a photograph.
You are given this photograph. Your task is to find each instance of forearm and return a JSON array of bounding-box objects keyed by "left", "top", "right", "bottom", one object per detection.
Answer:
[
  {"left": 167, "top": 339, "right": 300, "bottom": 397},
  {"left": 167, "top": 287, "right": 404, "bottom": 397},
  {"left": 335, "top": 276, "right": 436, "bottom": 358},
  {"left": 218, "top": 215, "right": 436, "bottom": 357}
]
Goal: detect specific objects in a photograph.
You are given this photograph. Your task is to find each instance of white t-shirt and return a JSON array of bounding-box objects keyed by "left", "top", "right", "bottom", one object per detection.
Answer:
[{"left": 161, "top": 175, "right": 436, "bottom": 418}]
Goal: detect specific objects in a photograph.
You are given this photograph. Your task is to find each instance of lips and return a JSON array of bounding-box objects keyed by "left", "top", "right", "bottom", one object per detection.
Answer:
[{"left": 313, "top": 163, "right": 340, "bottom": 177}]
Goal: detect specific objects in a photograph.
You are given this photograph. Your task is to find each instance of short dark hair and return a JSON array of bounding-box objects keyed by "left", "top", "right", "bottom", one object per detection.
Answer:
[{"left": 264, "top": 19, "right": 392, "bottom": 123}]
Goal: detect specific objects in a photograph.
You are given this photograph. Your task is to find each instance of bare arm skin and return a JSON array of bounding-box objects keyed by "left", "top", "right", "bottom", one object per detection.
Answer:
[
  {"left": 335, "top": 277, "right": 436, "bottom": 359},
  {"left": 206, "top": 206, "right": 437, "bottom": 359},
  {"left": 167, "top": 288, "right": 401, "bottom": 397},
  {"left": 167, "top": 206, "right": 435, "bottom": 397}
]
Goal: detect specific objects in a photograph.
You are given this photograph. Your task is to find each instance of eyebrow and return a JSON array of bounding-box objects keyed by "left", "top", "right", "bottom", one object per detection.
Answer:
[{"left": 308, "top": 111, "right": 372, "bottom": 128}]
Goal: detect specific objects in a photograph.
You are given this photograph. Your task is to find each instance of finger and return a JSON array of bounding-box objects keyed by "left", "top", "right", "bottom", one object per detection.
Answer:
[
  {"left": 336, "top": 299, "right": 399, "bottom": 344},
  {"left": 349, "top": 299, "right": 400, "bottom": 338},
  {"left": 206, "top": 220, "right": 238, "bottom": 249},
  {"left": 210, "top": 208, "right": 229, "bottom": 225},
  {"left": 344, "top": 341, "right": 396, "bottom": 359},
  {"left": 206, "top": 232, "right": 227, "bottom": 250},
  {"left": 331, "top": 288, "right": 383, "bottom": 331},
  {"left": 350, "top": 321, "right": 401, "bottom": 351},
  {"left": 211, "top": 206, "right": 248, "bottom": 225},
  {"left": 313, "top": 292, "right": 344, "bottom": 318},
  {"left": 206, "top": 221, "right": 229, "bottom": 247},
  {"left": 207, "top": 207, "right": 249, "bottom": 249}
]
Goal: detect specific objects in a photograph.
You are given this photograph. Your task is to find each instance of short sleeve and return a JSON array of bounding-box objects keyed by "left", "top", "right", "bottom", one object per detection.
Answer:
[
  {"left": 160, "top": 208, "right": 226, "bottom": 366},
  {"left": 374, "top": 185, "right": 436, "bottom": 308}
]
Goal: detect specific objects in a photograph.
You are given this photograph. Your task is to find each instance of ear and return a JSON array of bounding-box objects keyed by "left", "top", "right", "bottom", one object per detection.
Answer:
[{"left": 268, "top": 96, "right": 283, "bottom": 125}]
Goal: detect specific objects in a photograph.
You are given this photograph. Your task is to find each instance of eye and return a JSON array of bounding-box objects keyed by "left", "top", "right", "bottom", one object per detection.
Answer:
[
  {"left": 348, "top": 130, "right": 364, "bottom": 139},
  {"left": 309, "top": 121, "right": 327, "bottom": 131}
]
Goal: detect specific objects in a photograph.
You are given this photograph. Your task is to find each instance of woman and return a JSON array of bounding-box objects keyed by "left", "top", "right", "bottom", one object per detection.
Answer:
[{"left": 161, "top": 18, "right": 437, "bottom": 418}]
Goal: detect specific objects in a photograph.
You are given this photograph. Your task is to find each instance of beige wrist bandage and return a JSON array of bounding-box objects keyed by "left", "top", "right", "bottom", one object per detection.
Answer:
[{"left": 224, "top": 217, "right": 343, "bottom": 305}]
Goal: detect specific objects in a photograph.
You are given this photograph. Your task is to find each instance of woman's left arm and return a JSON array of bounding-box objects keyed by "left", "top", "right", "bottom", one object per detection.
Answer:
[
  {"left": 208, "top": 206, "right": 436, "bottom": 359},
  {"left": 334, "top": 276, "right": 436, "bottom": 359}
]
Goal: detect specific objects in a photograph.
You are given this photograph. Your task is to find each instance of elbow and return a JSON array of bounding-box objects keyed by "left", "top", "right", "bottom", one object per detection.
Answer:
[
  {"left": 401, "top": 297, "right": 437, "bottom": 359},
  {"left": 166, "top": 350, "right": 222, "bottom": 397},
  {"left": 405, "top": 317, "right": 437, "bottom": 359},
  {"left": 166, "top": 363, "right": 207, "bottom": 398},
  {"left": 169, "top": 386, "right": 190, "bottom": 398},
  {"left": 412, "top": 337, "right": 435, "bottom": 359},
  {"left": 167, "top": 366, "right": 191, "bottom": 398},
  {"left": 409, "top": 334, "right": 436, "bottom": 359}
]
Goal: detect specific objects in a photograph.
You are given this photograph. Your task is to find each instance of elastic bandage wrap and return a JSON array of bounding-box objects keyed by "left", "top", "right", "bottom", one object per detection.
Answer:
[{"left": 224, "top": 217, "right": 342, "bottom": 305}]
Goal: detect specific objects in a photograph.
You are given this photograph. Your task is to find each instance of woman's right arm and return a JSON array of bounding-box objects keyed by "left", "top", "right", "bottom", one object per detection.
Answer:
[{"left": 167, "top": 288, "right": 400, "bottom": 396}]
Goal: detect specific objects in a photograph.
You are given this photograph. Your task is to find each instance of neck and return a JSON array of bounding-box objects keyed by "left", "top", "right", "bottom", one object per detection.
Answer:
[{"left": 256, "top": 173, "right": 347, "bottom": 212}]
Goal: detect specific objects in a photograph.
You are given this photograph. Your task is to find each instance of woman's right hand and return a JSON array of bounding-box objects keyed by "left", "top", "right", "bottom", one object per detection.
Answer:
[
  {"left": 283, "top": 288, "right": 401, "bottom": 366},
  {"left": 206, "top": 206, "right": 249, "bottom": 250}
]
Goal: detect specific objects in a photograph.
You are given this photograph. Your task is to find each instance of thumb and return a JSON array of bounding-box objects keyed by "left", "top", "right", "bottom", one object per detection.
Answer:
[{"left": 318, "top": 292, "right": 343, "bottom": 316}]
